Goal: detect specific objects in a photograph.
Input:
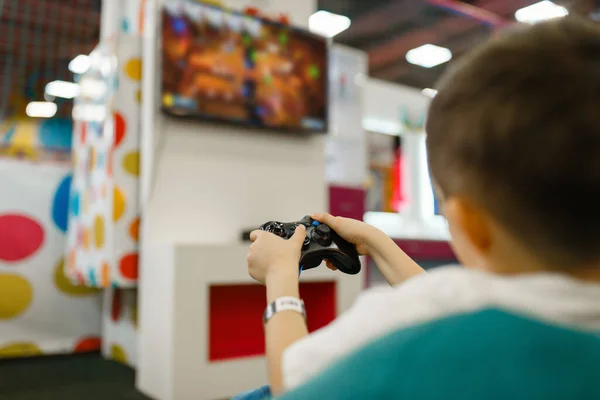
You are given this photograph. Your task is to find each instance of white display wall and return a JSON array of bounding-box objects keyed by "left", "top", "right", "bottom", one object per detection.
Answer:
[{"left": 141, "top": 0, "right": 325, "bottom": 244}]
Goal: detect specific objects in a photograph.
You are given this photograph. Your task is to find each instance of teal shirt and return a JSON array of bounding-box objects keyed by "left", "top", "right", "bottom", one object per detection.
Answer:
[{"left": 280, "top": 309, "right": 600, "bottom": 399}]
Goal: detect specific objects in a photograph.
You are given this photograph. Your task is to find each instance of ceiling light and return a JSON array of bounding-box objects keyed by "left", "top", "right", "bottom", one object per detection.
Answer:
[
  {"left": 45, "top": 80, "right": 81, "bottom": 99},
  {"left": 309, "top": 10, "right": 351, "bottom": 38},
  {"left": 406, "top": 44, "right": 452, "bottom": 68},
  {"left": 422, "top": 88, "right": 438, "bottom": 98},
  {"left": 69, "top": 55, "right": 91, "bottom": 75},
  {"left": 515, "top": 1, "right": 568, "bottom": 24},
  {"left": 26, "top": 102, "right": 57, "bottom": 118}
]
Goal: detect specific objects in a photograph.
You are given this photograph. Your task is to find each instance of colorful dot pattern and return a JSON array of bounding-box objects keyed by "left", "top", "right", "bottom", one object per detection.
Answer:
[
  {"left": 65, "top": 36, "right": 142, "bottom": 291},
  {"left": 0, "top": 161, "right": 103, "bottom": 359},
  {"left": 63, "top": 33, "right": 142, "bottom": 367}
]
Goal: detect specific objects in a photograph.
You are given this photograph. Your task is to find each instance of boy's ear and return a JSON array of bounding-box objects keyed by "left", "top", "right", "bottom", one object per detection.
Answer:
[{"left": 444, "top": 196, "right": 492, "bottom": 254}]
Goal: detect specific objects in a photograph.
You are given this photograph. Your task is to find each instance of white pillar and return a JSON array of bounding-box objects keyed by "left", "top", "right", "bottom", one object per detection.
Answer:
[
  {"left": 401, "top": 131, "right": 435, "bottom": 224},
  {"left": 100, "top": 0, "right": 121, "bottom": 40}
]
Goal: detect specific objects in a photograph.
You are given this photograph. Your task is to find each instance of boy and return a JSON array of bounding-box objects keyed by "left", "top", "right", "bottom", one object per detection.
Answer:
[{"left": 246, "top": 16, "right": 600, "bottom": 398}]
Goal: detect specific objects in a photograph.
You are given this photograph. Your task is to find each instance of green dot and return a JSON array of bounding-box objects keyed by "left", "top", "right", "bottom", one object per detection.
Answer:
[
  {"left": 278, "top": 32, "right": 288, "bottom": 45},
  {"left": 242, "top": 34, "right": 252, "bottom": 46},
  {"left": 308, "top": 65, "right": 320, "bottom": 79},
  {"left": 263, "top": 75, "right": 273, "bottom": 85}
]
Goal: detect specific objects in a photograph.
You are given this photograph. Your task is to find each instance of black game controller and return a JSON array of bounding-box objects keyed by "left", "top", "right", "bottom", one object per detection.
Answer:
[{"left": 259, "top": 215, "right": 361, "bottom": 275}]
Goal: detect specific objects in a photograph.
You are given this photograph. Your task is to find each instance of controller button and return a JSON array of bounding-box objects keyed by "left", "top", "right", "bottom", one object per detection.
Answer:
[
  {"left": 302, "top": 235, "right": 311, "bottom": 250},
  {"left": 312, "top": 221, "right": 320, "bottom": 226}
]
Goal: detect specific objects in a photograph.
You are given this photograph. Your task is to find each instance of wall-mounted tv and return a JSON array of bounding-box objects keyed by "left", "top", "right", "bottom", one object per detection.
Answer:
[{"left": 161, "top": 1, "right": 329, "bottom": 133}]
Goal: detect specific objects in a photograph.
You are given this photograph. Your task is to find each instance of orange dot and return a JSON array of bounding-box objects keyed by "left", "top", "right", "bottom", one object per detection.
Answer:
[
  {"left": 114, "top": 113, "right": 126, "bottom": 148},
  {"left": 79, "top": 122, "right": 87, "bottom": 143},
  {"left": 119, "top": 253, "right": 138, "bottom": 280},
  {"left": 74, "top": 336, "right": 102, "bottom": 353},
  {"left": 100, "top": 262, "right": 110, "bottom": 288},
  {"left": 82, "top": 227, "right": 90, "bottom": 250},
  {"left": 129, "top": 217, "right": 140, "bottom": 242},
  {"left": 113, "top": 187, "right": 126, "bottom": 222}
]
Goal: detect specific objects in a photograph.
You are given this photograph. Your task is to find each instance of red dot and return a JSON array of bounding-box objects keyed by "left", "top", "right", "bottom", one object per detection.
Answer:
[
  {"left": 74, "top": 336, "right": 102, "bottom": 353},
  {"left": 114, "top": 112, "right": 126, "bottom": 148},
  {"left": 111, "top": 289, "right": 122, "bottom": 322},
  {"left": 79, "top": 122, "right": 87, "bottom": 144},
  {"left": 119, "top": 253, "right": 138, "bottom": 280},
  {"left": 0, "top": 214, "right": 45, "bottom": 262}
]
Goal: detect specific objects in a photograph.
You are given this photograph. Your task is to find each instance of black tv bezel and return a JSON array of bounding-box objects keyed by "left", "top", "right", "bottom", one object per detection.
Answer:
[{"left": 160, "top": 1, "right": 330, "bottom": 134}]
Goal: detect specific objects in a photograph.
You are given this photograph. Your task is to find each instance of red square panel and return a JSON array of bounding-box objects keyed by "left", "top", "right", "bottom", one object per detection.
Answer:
[{"left": 209, "top": 281, "right": 336, "bottom": 362}]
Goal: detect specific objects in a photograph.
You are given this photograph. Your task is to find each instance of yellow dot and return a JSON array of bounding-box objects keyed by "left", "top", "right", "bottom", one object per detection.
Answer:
[
  {"left": 0, "top": 342, "right": 42, "bottom": 358},
  {"left": 110, "top": 344, "right": 128, "bottom": 364},
  {"left": 54, "top": 258, "right": 99, "bottom": 296},
  {"left": 94, "top": 215, "right": 105, "bottom": 249},
  {"left": 113, "top": 187, "right": 126, "bottom": 222},
  {"left": 0, "top": 274, "right": 33, "bottom": 319},
  {"left": 122, "top": 151, "right": 140, "bottom": 176},
  {"left": 163, "top": 94, "right": 173, "bottom": 107},
  {"left": 136, "top": 90, "right": 142, "bottom": 104},
  {"left": 89, "top": 147, "right": 97, "bottom": 170},
  {"left": 124, "top": 58, "right": 142, "bottom": 81}
]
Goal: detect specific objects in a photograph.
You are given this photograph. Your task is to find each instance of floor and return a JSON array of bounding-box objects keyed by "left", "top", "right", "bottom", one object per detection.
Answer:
[{"left": 0, "top": 353, "right": 151, "bottom": 400}]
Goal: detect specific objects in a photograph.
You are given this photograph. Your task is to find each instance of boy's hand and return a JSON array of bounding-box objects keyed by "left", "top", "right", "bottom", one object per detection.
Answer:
[
  {"left": 247, "top": 225, "right": 306, "bottom": 284},
  {"left": 311, "top": 213, "right": 382, "bottom": 261}
]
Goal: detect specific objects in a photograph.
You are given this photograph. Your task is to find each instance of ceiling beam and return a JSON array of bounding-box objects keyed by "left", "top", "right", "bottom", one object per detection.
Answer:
[
  {"left": 425, "top": 0, "right": 510, "bottom": 28},
  {"left": 368, "top": 16, "right": 478, "bottom": 69},
  {"left": 367, "top": 0, "right": 530, "bottom": 71},
  {"left": 336, "top": 0, "right": 422, "bottom": 42}
]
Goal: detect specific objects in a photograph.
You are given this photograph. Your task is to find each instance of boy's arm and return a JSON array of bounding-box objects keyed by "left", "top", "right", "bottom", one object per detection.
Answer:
[
  {"left": 367, "top": 229, "right": 426, "bottom": 286},
  {"left": 264, "top": 269, "right": 308, "bottom": 396},
  {"left": 311, "top": 213, "right": 425, "bottom": 287}
]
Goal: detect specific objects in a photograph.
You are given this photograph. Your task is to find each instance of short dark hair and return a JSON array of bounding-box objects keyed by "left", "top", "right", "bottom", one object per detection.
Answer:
[{"left": 426, "top": 17, "right": 600, "bottom": 267}]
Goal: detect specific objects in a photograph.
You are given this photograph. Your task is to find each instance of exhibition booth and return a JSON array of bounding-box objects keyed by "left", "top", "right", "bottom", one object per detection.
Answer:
[{"left": 0, "top": 0, "right": 453, "bottom": 398}]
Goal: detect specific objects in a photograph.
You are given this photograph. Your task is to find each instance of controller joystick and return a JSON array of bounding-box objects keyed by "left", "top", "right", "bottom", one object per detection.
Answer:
[
  {"left": 312, "top": 224, "right": 332, "bottom": 247},
  {"left": 259, "top": 215, "right": 361, "bottom": 275}
]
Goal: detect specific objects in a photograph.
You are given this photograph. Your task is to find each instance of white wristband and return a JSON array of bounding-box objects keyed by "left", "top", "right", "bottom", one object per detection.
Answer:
[{"left": 263, "top": 296, "right": 306, "bottom": 324}]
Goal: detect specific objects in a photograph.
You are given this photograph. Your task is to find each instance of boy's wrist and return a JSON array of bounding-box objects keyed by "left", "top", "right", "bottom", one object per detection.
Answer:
[{"left": 363, "top": 227, "right": 389, "bottom": 258}]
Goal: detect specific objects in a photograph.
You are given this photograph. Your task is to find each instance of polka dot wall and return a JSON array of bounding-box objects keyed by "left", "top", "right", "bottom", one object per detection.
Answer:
[
  {"left": 62, "top": 28, "right": 143, "bottom": 366},
  {"left": 0, "top": 160, "right": 102, "bottom": 358},
  {"left": 100, "top": 32, "right": 144, "bottom": 367}
]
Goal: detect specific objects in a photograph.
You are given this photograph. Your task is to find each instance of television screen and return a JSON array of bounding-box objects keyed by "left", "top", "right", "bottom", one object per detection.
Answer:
[{"left": 161, "top": 1, "right": 329, "bottom": 132}]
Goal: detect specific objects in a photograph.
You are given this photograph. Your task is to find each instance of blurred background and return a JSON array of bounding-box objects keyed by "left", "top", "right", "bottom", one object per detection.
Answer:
[{"left": 0, "top": 1, "right": 598, "bottom": 399}]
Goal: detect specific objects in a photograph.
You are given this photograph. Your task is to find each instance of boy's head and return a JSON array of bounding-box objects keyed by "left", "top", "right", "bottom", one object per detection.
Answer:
[{"left": 426, "top": 17, "right": 600, "bottom": 274}]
